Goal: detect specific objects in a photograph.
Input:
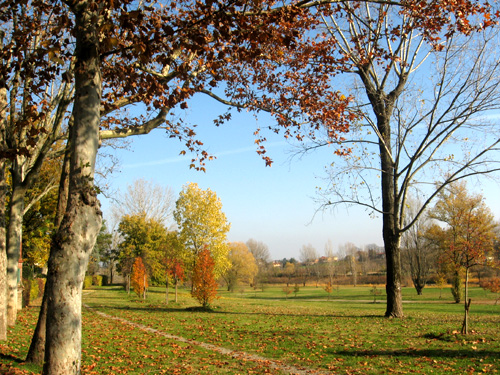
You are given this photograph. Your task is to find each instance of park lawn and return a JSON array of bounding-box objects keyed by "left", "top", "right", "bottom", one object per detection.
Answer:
[{"left": 1, "top": 284, "right": 499, "bottom": 374}]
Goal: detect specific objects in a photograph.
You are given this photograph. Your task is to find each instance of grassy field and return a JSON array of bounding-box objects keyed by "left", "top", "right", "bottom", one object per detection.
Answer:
[{"left": 1, "top": 284, "right": 499, "bottom": 374}]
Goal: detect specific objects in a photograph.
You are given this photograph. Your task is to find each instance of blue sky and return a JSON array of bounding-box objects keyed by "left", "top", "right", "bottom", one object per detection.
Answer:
[
  {"left": 98, "top": 93, "right": 500, "bottom": 261},
  {"left": 97, "top": 94, "right": 386, "bottom": 260}
]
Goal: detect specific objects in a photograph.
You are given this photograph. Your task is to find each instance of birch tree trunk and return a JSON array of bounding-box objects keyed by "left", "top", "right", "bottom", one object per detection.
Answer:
[{"left": 42, "top": 3, "right": 102, "bottom": 373}]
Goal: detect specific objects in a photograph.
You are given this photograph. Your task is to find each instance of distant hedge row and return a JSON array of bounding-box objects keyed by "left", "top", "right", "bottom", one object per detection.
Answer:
[{"left": 83, "top": 275, "right": 109, "bottom": 289}]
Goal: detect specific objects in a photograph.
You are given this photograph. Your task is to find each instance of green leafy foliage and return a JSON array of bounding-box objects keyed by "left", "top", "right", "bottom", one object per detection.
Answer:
[{"left": 117, "top": 214, "right": 168, "bottom": 284}]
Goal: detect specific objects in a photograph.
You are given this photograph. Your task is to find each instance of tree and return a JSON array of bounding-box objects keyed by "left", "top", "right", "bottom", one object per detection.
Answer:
[
  {"left": 87, "top": 221, "right": 113, "bottom": 276},
  {"left": 191, "top": 247, "right": 218, "bottom": 309},
  {"left": 246, "top": 239, "right": 271, "bottom": 288},
  {"left": 116, "top": 214, "right": 167, "bottom": 290},
  {"left": 246, "top": 238, "right": 271, "bottom": 268},
  {"left": 21, "top": 157, "right": 61, "bottom": 269},
  {"left": 131, "top": 257, "right": 148, "bottom": 299},
  {"left": 12, "top": 0, "right": 492, "bottom": 370},
  {"left": 159, "top": 231, "right": 188, "bottom": 304},
  {"left": 1, "top": 1, "right": 72, "bottom": 328},
  {"left": 299, "top": 243, "right": 318, "bottom": 264},
  {"left": 312, "top": 2, "right": 500, "bottom": 317},
  {"left": 224, "top": 242, "right": 258, "bottom": 292},
  {"left": 174, "top": 182, "right": 230, "bottom": 278},
  {"left": 324, "top": 240, "right": 337, "bottom": 285},
  {"left": 401, "top": 198, "right": 435, "bottom": 295},
  {"left": 340, "top": 242, "right": 358, "bottom": 287},
  {"left": 0, "top": 46, "right": 7, "bottom": 339},
  {"left": 283, "top": 262, "right": 295, "bottom": 287},
  {"left": 428, "top": 182, "right": 497, "bottom": 334},
  {"left": 480, "top": 278, "right": 500, "bottom": 305},
  {"left": 112, "top": 178, "right": 175, "bottom": 226},
  {"left": 166, "top": 258, "right": 185, "bottom": 304},
  {"left": 2, "top": 0, "right": 345, "bottom": 368}
]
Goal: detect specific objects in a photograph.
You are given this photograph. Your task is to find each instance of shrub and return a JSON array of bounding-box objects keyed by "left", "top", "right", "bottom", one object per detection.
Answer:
[
  {"left": 92, "top": 275, "right": 103, "bottom": 286},
  {"left": 84, "top": 276, "right": 93, "bottom": 289}
]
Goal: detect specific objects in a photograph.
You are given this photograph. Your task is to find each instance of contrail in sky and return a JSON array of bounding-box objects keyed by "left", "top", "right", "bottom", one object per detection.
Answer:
[{"left": 123, "top": 141, "right": 287, "bottom": 169}]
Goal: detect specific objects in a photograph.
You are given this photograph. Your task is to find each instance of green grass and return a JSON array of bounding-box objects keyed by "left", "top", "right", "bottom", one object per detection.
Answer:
[{"left": 1, "top": 285, "right": 499, "bottom": 374}]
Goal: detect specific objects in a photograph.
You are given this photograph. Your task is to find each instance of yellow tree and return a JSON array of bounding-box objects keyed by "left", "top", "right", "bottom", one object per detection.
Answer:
[
  {"left": 429, "top": 182, "right": 497, "bottom": 334},
  {"left": 223, "top": 242, "right": 258, "bottom": 292},
  {"left": 174, "top": 183, "right": 230, "bottom": 278}
]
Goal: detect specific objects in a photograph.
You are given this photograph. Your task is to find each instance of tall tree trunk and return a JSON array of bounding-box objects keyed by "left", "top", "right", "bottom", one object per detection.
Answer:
[
  {"left": 6, "top": 179, "right": 27, "bottom": 326},
  {"left": 42, "top": 3, "right": 102, "bottom": 374},
  {"left": 0, "top": 40, "right": 8, "bottom": 340},
  {"left": 379, "top": 118, "right": 404, "bottom": 318},
  {"left": 359, "top": 64, "right": 406, "bottom": 318},
  {"left": 26, "top": 120, "right": 73, "bottom": 365},
  {"left": 25, "top": 283, "right": 48, "bottom": 364},
  {"left": 0, "top": 161, "right": 6, "bottom": 341}
]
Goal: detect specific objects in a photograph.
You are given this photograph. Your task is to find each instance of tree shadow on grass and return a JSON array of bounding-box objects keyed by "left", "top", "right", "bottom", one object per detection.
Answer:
[
  {"left": 84, "top": 303, "right": 384, "bottom": 319},
  {"left": 0, "top": 352, "right": 24, "bottom": 363},
  {"left": 329, "top": 347, "right": 500, "bottom": 360}
]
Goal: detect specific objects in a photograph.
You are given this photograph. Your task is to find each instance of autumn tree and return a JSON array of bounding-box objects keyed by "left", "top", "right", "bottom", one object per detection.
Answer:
[
  {"left": 2, "top": 0, "right": 348, "bottom": 369},
  {"left": 224, "top": 242, "right": 258, "bottom": 292},
  {"left": 311, "top": 2, "right": 500, "bottom": 318},
  {"left": 166, "top": 257, "right": 185, "bottom": 304},
  {"left": 116, "top": 214, "right": 167, "bottom": 291},
  {"left": 428, "top": 182, "right": 497, "bottom": 334},
  {"left": 11, "top": 0, "right": 493, "bottom": 371},
  {"left": 191, "top": 247, "right": 218, "bottom": 309},
  {"left": 174, "top": 182, "right": 230, "bottom": 278},
  {"left": 480, "top": 278, "right": 500, "bottom": 305},
  {"left": 131, "top": 257, "right": 148, "bottom": 299},
  {"left": 21, "top": 157, "right": 61, "bottom": 269},
  {"left": 2, "top": 6, "right": 70, "bottom": 324},
  {"left": 157, "top": 230, "right": 188, "bottom": 304}
]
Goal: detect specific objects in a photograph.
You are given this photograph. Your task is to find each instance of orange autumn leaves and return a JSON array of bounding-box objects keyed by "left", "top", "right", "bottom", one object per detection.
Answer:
[{"left": 131, "top": 257, "right": 148, "bottom": 299}]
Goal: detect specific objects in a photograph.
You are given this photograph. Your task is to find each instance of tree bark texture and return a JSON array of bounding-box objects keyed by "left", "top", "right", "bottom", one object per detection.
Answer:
[
  {"left": 0, "top": 49, "right": 8, "bottom": 340},
  {"left": 43, "top": 3, "right": 102, "bottom": 374},
  {"left": 359, "top": 64, "right": 405, "bottom": 318},
  {"left": 0, "top": 163, "right": 7, "bottom": 340},
  {"left": 380, "top": 126, "right": 404, "bottom": 318},
  {"left": 26, "top": 127, "right": 72, "bottom": 365},
  {"left": 25, "top": 285, "right": 48, "bottom": 364},
  {"left": 6, "top": 178, "right": 27, "bottom": 326}
]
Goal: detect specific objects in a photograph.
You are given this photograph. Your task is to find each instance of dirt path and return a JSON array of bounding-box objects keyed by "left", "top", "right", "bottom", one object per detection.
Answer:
[{"left": 84, "top": 305, "right": 332, "bottom": 375}]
